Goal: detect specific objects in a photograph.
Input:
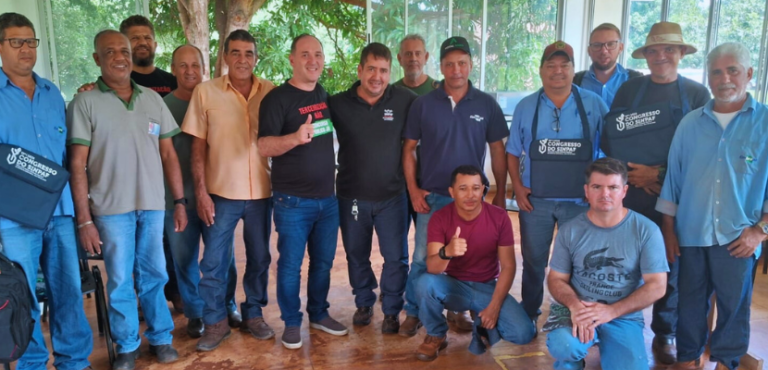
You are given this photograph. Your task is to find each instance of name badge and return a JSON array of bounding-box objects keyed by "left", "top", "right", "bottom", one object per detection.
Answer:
[
  {"left": 148, "top": 122, "right": 161, "bottom": 136},
  {"left": 312, "top": 119, "right": 334, "bottom": 137}
]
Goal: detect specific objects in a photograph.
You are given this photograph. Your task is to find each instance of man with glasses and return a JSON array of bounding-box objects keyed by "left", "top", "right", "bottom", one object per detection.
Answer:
[
  {"left": 603, "top": 22, "right": 710, "bottom": 365},
  {"left": 0, "top": 12, "right": 93, "bottom": 370},
  {"left": 574, "top": 23, "right": 642, "bottom": 107},
  {"left": 506, "top": 41, "right": 607, "bottom": 334}
]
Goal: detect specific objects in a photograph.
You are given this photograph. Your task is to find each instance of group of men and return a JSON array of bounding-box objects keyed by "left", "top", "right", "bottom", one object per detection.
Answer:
[{"left": 0, "top": 8, "right": 765, "bottom": 370}]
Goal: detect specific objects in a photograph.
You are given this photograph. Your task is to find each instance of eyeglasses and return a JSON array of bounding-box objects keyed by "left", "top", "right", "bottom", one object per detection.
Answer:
[
  {"left": 552, "top": 108, "right": 561, "bottom": 133},
  {"left": 588, "top": 40, "right": 620, "bottom": 51},
  {"left": 0, "top": 38, "right": 40, "bottom": 48}
]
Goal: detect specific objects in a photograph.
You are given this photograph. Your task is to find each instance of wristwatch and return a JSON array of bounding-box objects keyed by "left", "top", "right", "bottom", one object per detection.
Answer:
[
  {"left": 757, "top": 221, "right": 768, "bottom": 235},
  {"left": 438, "top": 246, "right": 452, "bottom": 260},
  {"left": 174, "top": 198, "right": 188, "bottom": 206}
]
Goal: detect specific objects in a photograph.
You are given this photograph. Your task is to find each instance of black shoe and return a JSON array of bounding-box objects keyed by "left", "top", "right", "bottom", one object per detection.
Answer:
[
  {"left": 531, "top": 318, "right": 538, "bottom": 339},
  {"left": 382, "top": 314, "right": 400, "bottom": 334},
  {"left": 228, "top": 310, "right": 243, "bottom": 328},
  {"left": 652, "top": 336, "right": 677, "bottom": 365},
  {"left": 353, "top": 306, "right": 374, "bottom": 326},
  {"left": 113, "top": 348, "right": 140, "bottom": 370},
  {"left": 149, "top": 344, "right": 179, "bottom": 364},
  {"left": 187, "top": 318, "right": 204, "bottom": 338}
]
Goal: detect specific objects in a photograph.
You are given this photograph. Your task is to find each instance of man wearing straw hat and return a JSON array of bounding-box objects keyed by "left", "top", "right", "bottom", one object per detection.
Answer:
[{"left": 602, "top": 21, "right": 710, "bottom": 365}]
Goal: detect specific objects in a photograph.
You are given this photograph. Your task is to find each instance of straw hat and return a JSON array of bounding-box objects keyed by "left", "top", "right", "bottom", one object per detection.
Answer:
[{"left": 631, "top": 22, "right": 697, "bottom": 59}]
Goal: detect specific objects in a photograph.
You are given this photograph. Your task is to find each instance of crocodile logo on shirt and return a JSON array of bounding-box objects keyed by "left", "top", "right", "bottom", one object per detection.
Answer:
[
  {"left": 6, "top": 147, "right": 21, "bottom": 165},
  {"left": 583, "top": 248, "right": 624, "bottom": 271}
]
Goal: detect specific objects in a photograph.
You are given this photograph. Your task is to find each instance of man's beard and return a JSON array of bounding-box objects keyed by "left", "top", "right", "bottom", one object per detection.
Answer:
[
  {"left": 593, "top": 59, "right": 616, "bottom": 71},
  {"left": 134, "top": 54, "right": 154, "bottom": 67}
]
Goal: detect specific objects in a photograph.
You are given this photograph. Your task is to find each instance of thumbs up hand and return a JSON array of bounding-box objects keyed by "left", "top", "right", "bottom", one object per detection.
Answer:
[
  {"left": 446, "top": 226, "right": 467, "bottom": 257},
  {"left": 295, "top": 114, "right": 314, "bottom": 145}
]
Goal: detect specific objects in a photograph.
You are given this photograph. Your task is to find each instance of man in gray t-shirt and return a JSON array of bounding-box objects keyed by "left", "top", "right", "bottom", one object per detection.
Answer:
[{"left": 545, "top": 158, "right": 668, "bottom": 370}]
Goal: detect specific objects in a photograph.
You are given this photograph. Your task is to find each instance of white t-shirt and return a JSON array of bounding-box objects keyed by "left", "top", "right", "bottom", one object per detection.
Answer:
[{"left": 712, "top": 110, "right": 739, "bottom": 129}]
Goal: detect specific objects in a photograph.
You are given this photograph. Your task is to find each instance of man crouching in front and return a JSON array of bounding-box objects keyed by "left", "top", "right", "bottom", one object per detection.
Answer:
[{"left": 415, "top": 165, "right": 535, "bottom": 361}]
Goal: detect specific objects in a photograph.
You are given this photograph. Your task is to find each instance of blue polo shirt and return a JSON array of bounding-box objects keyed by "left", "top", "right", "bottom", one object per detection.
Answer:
[
  {"left": 579, "top": 63, "right": 632, "bottom": 107},
  {"left": 0, "top": 69, "right": 74, "bottom": 230},
  {"left": 506, "top": 85, "right": 607, "bottom": 201},
  {"left": 657, "top": 94, "right": 768, "bottom": 257},
  {"left": 403, "top": 81, "right": 508, "bottom": 196}
]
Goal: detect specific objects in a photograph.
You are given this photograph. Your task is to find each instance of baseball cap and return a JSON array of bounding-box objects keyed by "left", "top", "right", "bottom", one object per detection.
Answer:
[
  {"left": 541, "top": 40, "right": 574, "bottom": 66},
  {"left": 440, "top": 36, "right": 472, "bottom": 60}
]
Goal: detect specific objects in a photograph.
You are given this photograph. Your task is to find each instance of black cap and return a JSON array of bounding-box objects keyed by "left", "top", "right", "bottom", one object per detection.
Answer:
[{"left": 440, "top": 36, "right": 472, "bottom": 60}]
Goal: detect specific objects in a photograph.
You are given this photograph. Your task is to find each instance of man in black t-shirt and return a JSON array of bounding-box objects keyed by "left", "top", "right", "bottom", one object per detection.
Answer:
[
  {"left": 119, "top": 15, "right": 177, "bottom": 97},
  {"left": 329, "top": 43, "right": 417, "bottom": 334},
  {"left": 604, "top": 21, "right": 710, "bottom": 365},
  {"left": 257, "top": 34, "right": 347, "bottom": 350}
]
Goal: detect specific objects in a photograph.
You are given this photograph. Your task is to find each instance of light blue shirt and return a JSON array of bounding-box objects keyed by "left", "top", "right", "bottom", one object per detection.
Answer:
[
  {"left": 579, "top": 63, "right": 633, "bottom": 107},
  {"left": 506, "top": 85, "right": 608, "bottom": 201},
  {"left": 0, "top": 69, "right": 74, "bottom": 230},
  {"left": 656, "top": 94, "right": 768, "bottom": 256}
]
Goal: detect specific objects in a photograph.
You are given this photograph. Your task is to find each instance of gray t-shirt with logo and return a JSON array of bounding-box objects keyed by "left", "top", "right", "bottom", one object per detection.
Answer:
[{"left": 549, "top": 209, "right": 668, "bottom": 321}]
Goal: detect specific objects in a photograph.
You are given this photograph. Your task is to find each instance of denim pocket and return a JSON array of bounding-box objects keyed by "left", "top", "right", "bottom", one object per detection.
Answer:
[{"left": 273, "top": 193, "right": 300, "bottom": 208}]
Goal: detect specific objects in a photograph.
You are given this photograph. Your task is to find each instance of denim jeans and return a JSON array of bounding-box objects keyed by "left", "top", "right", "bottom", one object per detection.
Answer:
[
  {"left": 546, "top": 318, "right": 648, "bottom": 370},
  {"left": 273, "top": 191, "right": 339, "bottom": 327},
  {"left": 94, "top": 210, "right": 174, "bottom": 353},
  {"left": 650, "top": 259, "right": 678, "bottom": 340},
  {"left": 0, "top": 217, "right": 92, "bottom": 370},
  {"left": 338, "top": 193, "right": 408, "bottom": 315},
  {"left": 403, "top": 192, "right": 454, "bottom": 317},
  {"left": 518, "top": 197, "right": 586, "bottom": 319},
  {"left": 164, "top": 210, "right": 237, "bottom": 320},
  {"left": 416, "top": 273, "right": 534, "bottom": 344},
  {"left": 677, "top": 243, "right": 755, "bottom": 370},
  {"left": 199, "top": 196, "right": 272, "bottom": 325}
]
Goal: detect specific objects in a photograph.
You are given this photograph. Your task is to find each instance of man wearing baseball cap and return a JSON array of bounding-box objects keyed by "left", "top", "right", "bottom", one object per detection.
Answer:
[
  {"left": 602, "top": 21, "right": 710, "bottom": 365},
  {"left": 506, "top": 40, "right": 608, "bottom": 334},
  {"left": 401, "top": 36, "right": 509, "bottom": 337}
]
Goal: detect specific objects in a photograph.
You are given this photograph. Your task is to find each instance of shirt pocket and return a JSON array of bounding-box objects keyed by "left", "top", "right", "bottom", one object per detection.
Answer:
[
  {"left": 147, "top": 116, "right": 162, "bottom": 137},
  {"left": 734, "top": 139, "right": 762, "bottom": 175}
]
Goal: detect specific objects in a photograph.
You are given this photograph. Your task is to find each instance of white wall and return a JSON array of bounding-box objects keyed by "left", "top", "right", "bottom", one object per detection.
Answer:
[
  {"left": 0, "top": 0, "right": 53, "bottom": 80},
  {"left": 563, "top": 0, "right": 590, "bottom": 71}
]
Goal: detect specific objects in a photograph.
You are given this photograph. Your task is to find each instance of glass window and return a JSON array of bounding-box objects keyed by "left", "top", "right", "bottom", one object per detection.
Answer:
[
  {"left": 372, "top": 0, "right": 406, "bottom": 83},
  {"left": 451, "top": 3, "right": 482, "bottom": 85},
  {"left": 49, "top": 0, "right": 138, "bottom": 101},
  {"left": 668, "top": 0, "right": 711, "bottom": 84},
  {"left": 406, "top": 0, "right": 450, "bottom": 81},
  {"left": 717, "top": 0, "right": 765, "bottom": 97},
  {"left": 624, "top": 0, "right": 662, "bottom": 72}
]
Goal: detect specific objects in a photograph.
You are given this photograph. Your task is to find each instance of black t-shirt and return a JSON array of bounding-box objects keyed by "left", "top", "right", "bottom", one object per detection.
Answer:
[
  {"left": 131, "top": 68, "right": 177, "bottom": 97},
  {"left": 330, "top": 82, "right": 417, "bottom": 201},
  {"left": 259, "top": 82, "right": 335, "bottom": 198},
  {"left": 610, "top": 75, "right": 710, "bottom": 225}
]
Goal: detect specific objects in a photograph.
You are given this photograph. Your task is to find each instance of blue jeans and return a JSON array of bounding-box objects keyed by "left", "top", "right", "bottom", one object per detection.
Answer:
[
  {"left": 164, "top": 210, "right": 237, "bottom": 320},
  {"left": 94, "top": 210, "right": 174, "bottom": 354},
  {"left": 416, "top": 273, "right": 534, "bottom": 343},
  {"left": 546, "top": 318, "right": 648, "bottom": 370},
  {"left": 403, "top": 192, "right": 454, "bottom": 317},
  {"left": 677, "top": 243, "right": 755, "bottom": 370},
  {"left": 518, "top": 197, "right": 586, "bottom": 319},
  {"left": 650, "top": 259, "right": 678, "bottom": 340},
  {"left": 0, "top": 217, "right": 92, "bottom": 370},
  {"left": 199, "top": 196, "right": 272, "bottom": 325},
  {"left": 339, "top": 193, "right": 408, "bottom": 315},
  {"left": 273, "top": 191, "right": 339, "bottom": 327}
]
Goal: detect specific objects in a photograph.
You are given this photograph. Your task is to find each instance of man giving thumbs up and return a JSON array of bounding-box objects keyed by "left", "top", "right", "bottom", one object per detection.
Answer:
[{"left": 414, "top": 165, "right": 535, "bottom": 362}]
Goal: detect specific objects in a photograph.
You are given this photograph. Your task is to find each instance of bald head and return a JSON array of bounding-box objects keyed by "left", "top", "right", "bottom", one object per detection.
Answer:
[{"left": 92, "top": 29, "right": 132, "bottom": 84}]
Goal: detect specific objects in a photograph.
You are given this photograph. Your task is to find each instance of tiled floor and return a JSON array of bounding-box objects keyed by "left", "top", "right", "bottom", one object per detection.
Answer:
[{"left": 29, "top": 195, "right": 768, "bottom": 369}]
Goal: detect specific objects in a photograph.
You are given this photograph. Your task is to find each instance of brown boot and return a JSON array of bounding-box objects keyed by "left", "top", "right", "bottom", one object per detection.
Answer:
[
  {"left": 652, "top": 336, "right": 677, "bottom": 365},
  {"left": 447, "top": 310, "right": 473, "bottom": 332},
  {"left": 240, "top": 317, "right": 275, "bottom": 340},
  {"left": 196, "top": 318, "right": 231, "bottom": 352},
  {"left": 416, "top": 334, "right": 448, "bottom": 361},
  {"left": 673, "top": 355, "right": 705, "bottom": 370},
  {"left": 398, "top": 315, "right": 422, "bottom": 337}
]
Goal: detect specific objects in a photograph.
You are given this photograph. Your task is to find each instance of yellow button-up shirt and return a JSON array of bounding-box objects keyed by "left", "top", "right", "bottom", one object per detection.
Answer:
[{"left": 182, "top": 74, "right": 275, "bottom": 200}]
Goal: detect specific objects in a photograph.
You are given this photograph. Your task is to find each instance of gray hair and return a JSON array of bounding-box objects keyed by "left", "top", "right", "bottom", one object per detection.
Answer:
[
  {"left": 399, "top": 34, "right": 426, "bottom": 53},
  {"left": 707, "top": 42, "right": 752, "bottom": 71},
  {"left": 93, "top": 29, "right": 126, "bottom": 52}
]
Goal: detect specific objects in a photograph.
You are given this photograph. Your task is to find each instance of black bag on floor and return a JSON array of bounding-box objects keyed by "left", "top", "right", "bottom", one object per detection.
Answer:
[{"left": 0, "top": 252, "right": 35, "bottom": 363}]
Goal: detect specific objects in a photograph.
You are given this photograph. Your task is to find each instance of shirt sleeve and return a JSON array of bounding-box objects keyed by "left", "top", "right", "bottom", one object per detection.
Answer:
[
  {"left": 486, "top": 99, "right": 509, "bottom": 143},
  {"left": 403, "top": 97, "right": 423, "bottom": 140},
  {"left": 639, "top": 222, "right": 670, "bottom": 274},
  {"left": 66, "top": 95, "right": 93, "bottom": 147},
  {"left": 158, "top": 96, "right": 180, "bottom": 139},
  {"left": 549, "top": 228, "right": 573, "bottom": 274},
  {"left": 257, "top": 90, "right": 285, "bottom": 138},
  {"left": 497, "top": 210, "right": 515, "bottom": 247},
  {"left": 656, "top": 118, "right": 687, "bottom": 216},
  {"left": 505, "top": 101, "right": 525, "bottom": 156},
  {"left": 182, "top": 85, "right": 208, "bottom": 139},
  {"left": 427, "top": 209, "right": 448, "bottom": 246}
]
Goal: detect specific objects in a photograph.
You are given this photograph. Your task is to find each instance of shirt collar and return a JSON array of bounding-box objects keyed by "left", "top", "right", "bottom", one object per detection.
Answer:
[
  {"left": 96, "top": 76, "right": 142, "bottom": 110},
  {"left": 587, "top": 62, "right": 627, "bottom": 81},
  {"left": 348, "top": 80, "right": 393, "bottom": 105},
  {"left": 0, "top": 68, "right": 51, "bottom": 92},
  {"left": 223, "top": 73, "right": 262, "bottom": 100},
  {"left": 435, "top": 79, "right": 477, "bottom": 100},
  {"left": 539, "top": 84, "right": 578, "bottom": 109},
  {"left": 701, "top": 93, "right": 755, "bottom": 120}
]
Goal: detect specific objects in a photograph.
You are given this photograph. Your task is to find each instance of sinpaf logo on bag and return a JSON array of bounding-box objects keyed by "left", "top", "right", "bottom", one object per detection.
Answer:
[
  {"left": 616, "top": 110, "right": 661, "bottom": 131},
  {"left": 7, "top": 147, "right": 58, "bottom": 181},
  {"left": 538, "top": 139, "right": 581, "bottom": 155}
]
